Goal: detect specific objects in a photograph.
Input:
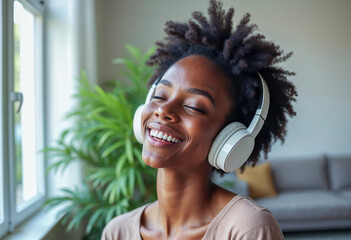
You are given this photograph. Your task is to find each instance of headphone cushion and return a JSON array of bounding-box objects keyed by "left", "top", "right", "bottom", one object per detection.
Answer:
[
  {"left": 133, "top": 104, "right": 145, "bottom": 144},
  {"left": 208, "top": 122, "right": 246, "bottom": 168}
]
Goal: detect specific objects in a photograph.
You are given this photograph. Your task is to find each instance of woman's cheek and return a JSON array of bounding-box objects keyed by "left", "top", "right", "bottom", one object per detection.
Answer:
[{"left": 185, "top": 118, "right": 219, "bottom": 144}]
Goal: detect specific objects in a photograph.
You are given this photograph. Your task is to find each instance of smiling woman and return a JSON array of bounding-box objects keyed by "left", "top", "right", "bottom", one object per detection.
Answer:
[{"left": 101, "top": 0, "right": 297, "bottom": 239}]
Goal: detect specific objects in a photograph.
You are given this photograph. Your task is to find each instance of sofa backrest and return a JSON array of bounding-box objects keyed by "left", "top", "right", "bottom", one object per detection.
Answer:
[
  {"left": 327, "top": 155, "right": 351, "bottom": 190},
  {"left": 270, "top": 156, "right": 328, "bottom": 192}
]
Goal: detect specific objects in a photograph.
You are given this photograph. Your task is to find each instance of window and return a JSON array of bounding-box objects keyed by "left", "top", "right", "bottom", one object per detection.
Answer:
[{"left": 1, "top": 0, "right": 45, "bottom": 237}]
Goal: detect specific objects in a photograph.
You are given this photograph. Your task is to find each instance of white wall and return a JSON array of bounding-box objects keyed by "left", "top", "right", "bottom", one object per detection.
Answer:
[
  {"left": 45, "top": 0, "right": 81, "bottom": 196},
  {"left": 96, "top": 0, "right": 351, "bottom": 158},
  {"left": 45, "top": 0, "right": 98, "bottom": 196}
]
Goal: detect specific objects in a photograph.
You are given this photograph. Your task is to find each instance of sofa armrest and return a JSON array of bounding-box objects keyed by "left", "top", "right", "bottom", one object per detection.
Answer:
[
  {"left": 211, "top": 171, "right": 249, "bottom": 196},
  {"left": 230, "top": 179, "right": 249, "bottom": 196},
  {"left": 213, "top": 178, "right": 249, "bottom": 196}
]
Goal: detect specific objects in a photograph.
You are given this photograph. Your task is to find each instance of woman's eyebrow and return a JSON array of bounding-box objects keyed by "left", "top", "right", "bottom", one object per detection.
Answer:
[
  {"left": 159, "top": 79, "right": 215, "bottom": 106},
  {"left": 159, "top": 79, "right": 172, "bottom": 87},
  {"left": 186, "top": 87, "right": 215, "bottom": 106}
]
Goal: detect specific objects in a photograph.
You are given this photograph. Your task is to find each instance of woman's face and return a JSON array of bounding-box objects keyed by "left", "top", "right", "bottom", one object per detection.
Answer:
[{"left": 141, "top": 55, "right": 234, "bottom": 170}]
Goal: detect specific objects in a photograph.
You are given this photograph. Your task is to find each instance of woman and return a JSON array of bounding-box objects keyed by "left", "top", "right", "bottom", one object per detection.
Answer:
[{"left": 102, "top": 0, "right": 297, "bottom": 239}]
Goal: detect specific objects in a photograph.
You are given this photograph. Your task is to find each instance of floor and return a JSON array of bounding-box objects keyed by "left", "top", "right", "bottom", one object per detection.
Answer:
[{"left": 284, "top": 229, "right": 351, "bottom": 240}]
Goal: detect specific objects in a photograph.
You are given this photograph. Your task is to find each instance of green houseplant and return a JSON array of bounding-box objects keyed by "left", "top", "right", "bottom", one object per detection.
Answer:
[{"left": 44, "top": 45, "right": 157, "bottom": 239}]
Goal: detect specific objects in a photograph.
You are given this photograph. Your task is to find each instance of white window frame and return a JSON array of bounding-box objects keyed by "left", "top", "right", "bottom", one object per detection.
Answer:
[
  {"left": 0, "top": 0, "right": 8, "bottom": 237},
  {"left": 1, "top": 0, "right": 46, "bottom": 237}
]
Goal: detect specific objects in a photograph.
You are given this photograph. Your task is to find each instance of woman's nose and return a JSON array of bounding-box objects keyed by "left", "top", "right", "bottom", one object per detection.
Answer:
[{"left": 154, "top": 102, "right": 179, "bottom": 122}]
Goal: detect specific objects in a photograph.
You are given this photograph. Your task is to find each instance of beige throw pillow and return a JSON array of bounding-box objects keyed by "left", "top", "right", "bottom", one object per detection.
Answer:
[{"left": 236, "top": 162, "right": 277, "bottom": 199}]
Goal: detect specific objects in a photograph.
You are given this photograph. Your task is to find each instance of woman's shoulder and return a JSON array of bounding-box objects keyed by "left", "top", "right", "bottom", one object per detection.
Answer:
[
  {"left": 205, "top": 195, "right": 284, "bottom": 240},
  {"left": 101, "top": 203, "right": 150, "bottom": 240},
  {"left": 226, "top": 195, "right": 278, "bottom": 224}
]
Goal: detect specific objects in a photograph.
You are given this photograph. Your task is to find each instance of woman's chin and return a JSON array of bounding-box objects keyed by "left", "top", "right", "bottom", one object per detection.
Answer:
[{"left": 142, "top": 151, "right": 169, "bottom": 169}]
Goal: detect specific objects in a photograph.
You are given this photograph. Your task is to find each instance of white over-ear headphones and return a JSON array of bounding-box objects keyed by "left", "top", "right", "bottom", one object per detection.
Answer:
[{"left": 133, "top": 73, "right": 269, "bottom": 172}]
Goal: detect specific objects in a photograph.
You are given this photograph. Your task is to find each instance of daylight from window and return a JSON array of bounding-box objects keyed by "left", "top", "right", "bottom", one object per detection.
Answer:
[{"left": 13, "top": 0, "right": 42, "bottom": 210}]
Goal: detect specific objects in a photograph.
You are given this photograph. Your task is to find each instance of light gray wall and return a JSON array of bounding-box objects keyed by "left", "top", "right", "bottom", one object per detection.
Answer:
[
  {"left": 96, "top": 0, "right": 351, "bottom": 158},
  {"left": 45, "top": 0, "right": 88, "bottom": 197}
]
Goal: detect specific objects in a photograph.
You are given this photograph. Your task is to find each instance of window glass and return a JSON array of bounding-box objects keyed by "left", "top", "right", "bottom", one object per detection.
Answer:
[{"left": 13, "top": 0, "right": 44, "bottom": 210}]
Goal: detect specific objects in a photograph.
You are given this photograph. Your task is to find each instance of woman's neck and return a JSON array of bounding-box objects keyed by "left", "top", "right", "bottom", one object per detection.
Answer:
[{"left": 155, "top": 164, "right": 215, "bottom": 235}]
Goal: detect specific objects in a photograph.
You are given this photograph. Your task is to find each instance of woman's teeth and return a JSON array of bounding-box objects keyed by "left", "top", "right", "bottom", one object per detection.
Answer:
[{"left": 150, "top": 129, "right": 181, "bottom": 143}]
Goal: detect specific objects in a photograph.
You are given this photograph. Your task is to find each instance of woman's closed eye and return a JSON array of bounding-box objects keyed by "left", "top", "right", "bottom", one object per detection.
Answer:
[
  {"left": 152, "top": 95, "right": 166, "bottom": 101},
  {"left": 184, "top": 105, "right": 207, "bottom": 114}
]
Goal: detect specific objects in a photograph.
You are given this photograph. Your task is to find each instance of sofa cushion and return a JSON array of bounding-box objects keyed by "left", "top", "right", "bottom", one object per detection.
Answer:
[
  {"left": 327, "top": 155, "right": 351, "bottom": 190},
  {"left": 339, "top": 188, "right": 351, "bottom": 200},
  {"left": 236, "top": 162, "right": 277, "bottom": 199},
  {"left": 270, "top": 156, "right": 328, "bottom": 192},
  {"left": 256, "top": 190, "right": 351, "bottom": 221}
]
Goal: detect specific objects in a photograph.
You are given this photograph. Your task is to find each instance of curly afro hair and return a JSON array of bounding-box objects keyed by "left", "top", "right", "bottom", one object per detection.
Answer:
[{"left": 146, "top": 0, "right": 297, "bottom": 171}]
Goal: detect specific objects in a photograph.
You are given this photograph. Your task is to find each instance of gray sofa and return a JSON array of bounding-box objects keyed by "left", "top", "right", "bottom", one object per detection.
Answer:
[{"left": 212, "top": 155, "right": 351, "bottom": 232}]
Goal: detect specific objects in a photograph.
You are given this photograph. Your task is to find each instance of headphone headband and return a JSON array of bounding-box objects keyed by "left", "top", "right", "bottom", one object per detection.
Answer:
[
  {"left": 145, "top": 77, "right": 161, "bottom": 103},
  {"left": 247, "top": 73, "right": 270, "bottom": 138}
]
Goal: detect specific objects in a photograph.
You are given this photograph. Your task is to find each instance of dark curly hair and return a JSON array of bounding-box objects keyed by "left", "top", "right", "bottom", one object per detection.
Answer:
[{"left": 146, "top": 0, "right": 297, "bottom": 171}]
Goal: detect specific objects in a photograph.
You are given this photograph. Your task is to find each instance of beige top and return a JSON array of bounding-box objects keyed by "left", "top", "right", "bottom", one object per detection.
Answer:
[{"left": 101, "top": 195, "right": 284, "bottom": 240}]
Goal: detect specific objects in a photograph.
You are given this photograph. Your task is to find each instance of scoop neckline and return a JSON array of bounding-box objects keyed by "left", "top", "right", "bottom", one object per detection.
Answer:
[{"left": 137, "top": 194, "right": 244, "bottom": 239}]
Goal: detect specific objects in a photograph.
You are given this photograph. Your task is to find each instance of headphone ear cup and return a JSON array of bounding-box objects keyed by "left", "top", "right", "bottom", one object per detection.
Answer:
[
  {"left": 208, "top": 122, "right": 246, "bottom": 168},
  {"left": 208, "top": 122, "right": 254, "bottom": 172},
  {"left": 133, "top": 104, "right": 145, "bottom": 144}
]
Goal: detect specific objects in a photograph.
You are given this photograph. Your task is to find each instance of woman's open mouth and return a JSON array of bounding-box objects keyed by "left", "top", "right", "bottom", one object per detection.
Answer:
[{"left": 148, "top": 128, "right": 183, "bottom": 144}]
